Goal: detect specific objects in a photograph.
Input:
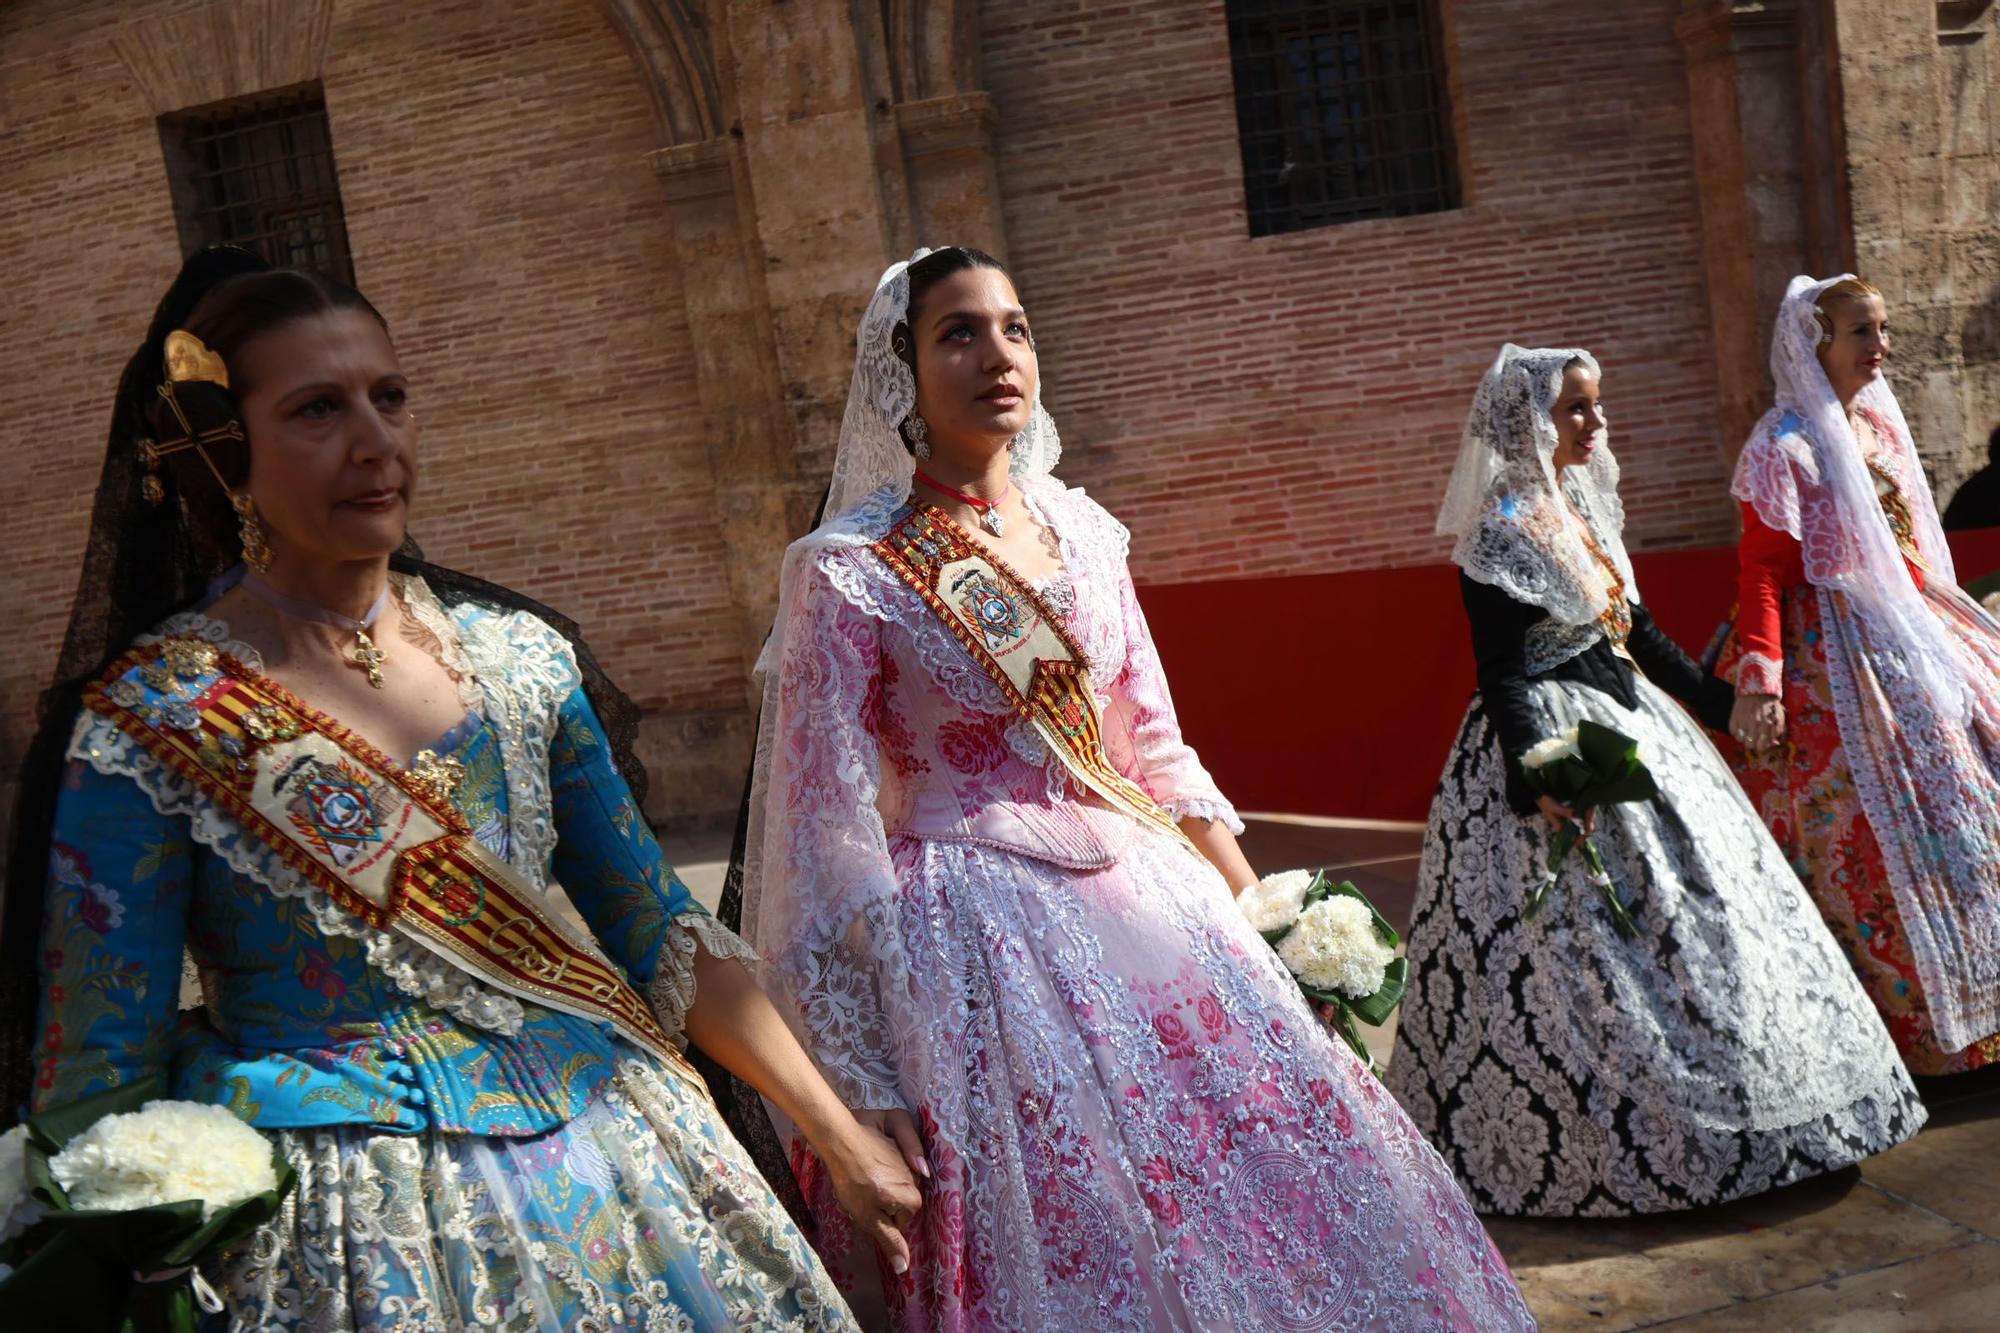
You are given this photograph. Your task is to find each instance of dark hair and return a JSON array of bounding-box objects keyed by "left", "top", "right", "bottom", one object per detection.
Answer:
[
  {"left": 143, "top": 270, "right": 389, "bottom": 559},
  {"left": 890, "top": 246, "right": 1009, "bottom": 454}
]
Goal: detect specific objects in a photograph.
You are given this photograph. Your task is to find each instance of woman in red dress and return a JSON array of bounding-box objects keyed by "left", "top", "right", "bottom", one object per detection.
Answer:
[{"left": 1716, "top": 274, "right": 2000, "bottom": 1075}]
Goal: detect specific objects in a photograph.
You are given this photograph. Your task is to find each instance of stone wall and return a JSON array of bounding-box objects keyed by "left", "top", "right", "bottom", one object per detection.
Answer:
[{"left": 1838, "top": 0, "right": 2000, "bottom": 488}]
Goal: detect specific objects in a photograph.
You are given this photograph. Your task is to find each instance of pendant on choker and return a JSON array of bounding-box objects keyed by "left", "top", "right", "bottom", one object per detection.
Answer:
[{"left": 352, "top": 627, "right": 387, "bottom": 689}]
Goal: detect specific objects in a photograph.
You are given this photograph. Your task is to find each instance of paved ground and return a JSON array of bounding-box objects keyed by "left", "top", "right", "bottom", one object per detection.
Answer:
[{"left": 662, "top": 816, "right": 2000, "bottom": 1332}]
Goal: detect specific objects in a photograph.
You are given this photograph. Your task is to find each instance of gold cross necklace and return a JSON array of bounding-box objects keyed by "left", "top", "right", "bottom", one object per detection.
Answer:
[{"left": 240, "top": 572, "right": 392, "bottom": 688}]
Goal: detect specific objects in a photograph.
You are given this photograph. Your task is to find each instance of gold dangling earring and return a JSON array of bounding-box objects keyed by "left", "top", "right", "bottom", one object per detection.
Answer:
[{"left": 234, "top": 491, "right": 274, "bottom": 573}]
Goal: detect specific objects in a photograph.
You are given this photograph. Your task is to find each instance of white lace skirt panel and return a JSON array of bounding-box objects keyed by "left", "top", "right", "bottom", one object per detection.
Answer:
[{"left": 1388, "top": 677, "right": 1923, "bottom": 1217}]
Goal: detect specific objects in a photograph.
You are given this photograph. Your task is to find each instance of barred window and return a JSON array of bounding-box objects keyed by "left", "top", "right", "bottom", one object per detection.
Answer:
[
  {"left": 1226, "top": 0, "right": 1459, "bottom": 236},
  {"left": 158, "top": 85, "right": 355, "bottom": 284}
]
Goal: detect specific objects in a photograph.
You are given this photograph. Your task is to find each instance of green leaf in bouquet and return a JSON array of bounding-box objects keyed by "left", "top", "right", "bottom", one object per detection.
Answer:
[
  {"left": 1522, "top": 756, "right": 1592, "bottom": 805},
  {"left": 1259, "top": 924, "right": 1294, "bottom": 949},
  {"left": 0, "top": 1199, "right": 207, "bottom": 1332},
  {"left": 1574, "top": 719, "right": 1640, "bottom": 774},
  {"left": 1346, "top": 957, "right": 1408, "bottom": 1027},
  {"left": 1320, "top": 1000, "right": 1379, "bottom": 1075}
]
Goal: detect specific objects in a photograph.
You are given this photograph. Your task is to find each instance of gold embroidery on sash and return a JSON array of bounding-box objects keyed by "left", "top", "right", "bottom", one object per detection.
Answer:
[
  {"left": 871, "top": 503, "right": 1195, "bottom": 851},
  {"left": 84, "top": 640, "right": 706, "bottom": 1094}
]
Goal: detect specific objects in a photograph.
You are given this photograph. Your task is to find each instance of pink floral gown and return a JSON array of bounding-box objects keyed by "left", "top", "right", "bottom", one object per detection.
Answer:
[{"left": 746, "top": 477, "right": 1534, "bottom": 1332}]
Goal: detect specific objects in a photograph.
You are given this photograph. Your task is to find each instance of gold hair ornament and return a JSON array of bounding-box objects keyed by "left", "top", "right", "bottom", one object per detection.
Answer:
[{"left": 139, "top": 330, "right": 251, "bottom": 521}]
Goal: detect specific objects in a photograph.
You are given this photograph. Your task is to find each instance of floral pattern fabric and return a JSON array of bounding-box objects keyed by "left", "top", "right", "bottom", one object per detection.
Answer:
[
  {"left": 1391, "top": 666, "right": 1923, "bottom": 1216},
  {"left": 1718, "top": 563, "right": 2000, "bottom": 1074},
  {"left": 750, "top": 479, "right": 1534, "bottom": 1331},
  {"left": 31, "top": 587, "right": 853, "bottom": 1330}
]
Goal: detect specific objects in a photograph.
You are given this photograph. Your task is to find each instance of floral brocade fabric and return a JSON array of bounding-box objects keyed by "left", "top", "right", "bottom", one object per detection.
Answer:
[
  {"left": 1392, "top": 670, "right": 1922, "bottom": 1218},
  {"left": 31, "top": 584, "right": 852, "bottom": 1330},
  {"left": 1718, "top": 584, "right": 2000, "bottom": 1074},
  {"left": 750, "top": 479, "right": 1534, "bottom": 1331}
]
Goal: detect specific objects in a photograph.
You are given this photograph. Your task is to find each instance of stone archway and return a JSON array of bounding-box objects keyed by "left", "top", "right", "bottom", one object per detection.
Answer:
[{"left": 583, "top": 0, "right": 1012, "bottom": 704}]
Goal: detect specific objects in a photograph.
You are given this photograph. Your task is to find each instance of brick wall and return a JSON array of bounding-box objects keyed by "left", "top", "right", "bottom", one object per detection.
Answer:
[
  {"left": 0, "top": 0, "right": 743, "bottom": 827},
  {"left": 983, "top": 0, "right": 1738, "bottom": 585}
]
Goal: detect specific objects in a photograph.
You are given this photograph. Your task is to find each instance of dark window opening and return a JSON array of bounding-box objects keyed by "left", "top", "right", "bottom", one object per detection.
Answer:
[
  {"left": 159, "top": 84, "right": 355, "bottom": 284},
  {"left": 1226, "top": 0, "right": 1459, "bottom": 236}
]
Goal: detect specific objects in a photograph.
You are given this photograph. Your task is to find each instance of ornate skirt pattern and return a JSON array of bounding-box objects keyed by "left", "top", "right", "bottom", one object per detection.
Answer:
[
  {"left": 208, "top": 1055, "right": 855, "bottom": 1332},
  {"left": 1717, "top": 586, "right": 2000, "bottom": 1074},
  {"left": 1390, "top": 676, "right": 1923, "bottom": 1217},
  {"left": 785, "top": 826, "right": 1534, "bottom": 1332}
]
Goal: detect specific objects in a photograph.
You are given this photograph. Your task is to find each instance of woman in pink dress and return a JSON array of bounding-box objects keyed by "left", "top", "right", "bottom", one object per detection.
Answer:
[{"left": 738, "top": 246, "right": 1535, "bottom": 1332}]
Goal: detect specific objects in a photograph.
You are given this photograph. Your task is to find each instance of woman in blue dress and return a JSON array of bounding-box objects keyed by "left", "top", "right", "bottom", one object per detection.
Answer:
[{"left": 1, "top": 249, "right": 919, "bottom": 1329}]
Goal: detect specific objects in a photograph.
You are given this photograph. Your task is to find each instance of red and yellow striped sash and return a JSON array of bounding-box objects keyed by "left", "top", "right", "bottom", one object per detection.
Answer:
[{"left": 85, "top": 640, "right": 698, "bottom": 1086}]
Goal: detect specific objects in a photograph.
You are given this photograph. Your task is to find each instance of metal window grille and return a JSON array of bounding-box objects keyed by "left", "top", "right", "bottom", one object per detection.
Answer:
[
  {"left": 159, "top": 85, "right": 355, "bottom": 284},
  {"left": 1226, "top": 0, "right": 1459, "bottom": 236}
]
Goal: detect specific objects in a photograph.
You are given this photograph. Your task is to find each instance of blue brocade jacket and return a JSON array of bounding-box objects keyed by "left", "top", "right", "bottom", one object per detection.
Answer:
[{"left": 30, "top": 579, "right": 745, "bottom": 1137}]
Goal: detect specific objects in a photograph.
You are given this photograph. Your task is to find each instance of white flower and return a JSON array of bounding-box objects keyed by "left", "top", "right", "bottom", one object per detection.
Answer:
[
  {"left": 1275, "top": 895, "right": 1396, "bottom": 999},
  {"left": 50, "top": 1101, "right": 276, "bottom": 1221},
  {"left": 0, "top": 1124, "right": 43, "bottom": 1245},
  {"left": 1238, "top": 869, "right": 1314, "bottom": 933},
  {"left": 1521, "top": 728, "right": 1581, "bottom": 771}
]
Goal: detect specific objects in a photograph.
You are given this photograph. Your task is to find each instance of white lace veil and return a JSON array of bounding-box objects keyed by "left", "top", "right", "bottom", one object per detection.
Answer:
[
  {"left": 737, "top": 249, "right": 1065, "bottom": 1107},
  {"left": 753, "top": 249, "right": 1063, "bottom": 676},
  {"left": 1731, "top": 274, "right": 1968, "bottom": 719},
  {"left": 1437, "top": 344, "right": 1635, "bottom": 623}
]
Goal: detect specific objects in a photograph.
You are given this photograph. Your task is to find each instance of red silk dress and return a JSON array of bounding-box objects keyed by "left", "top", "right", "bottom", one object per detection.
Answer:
[{"left": 1717, "top": 501, "right": 2000, "bottom": 1074}]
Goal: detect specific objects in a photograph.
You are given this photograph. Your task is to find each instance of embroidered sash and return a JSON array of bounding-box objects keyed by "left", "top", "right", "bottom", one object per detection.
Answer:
[
  {"left": 84, "top": 637, "right": 703, "bottom": 1089},
  {"left": 871, "top": 503, "right": 1193, "bottom": 850}
]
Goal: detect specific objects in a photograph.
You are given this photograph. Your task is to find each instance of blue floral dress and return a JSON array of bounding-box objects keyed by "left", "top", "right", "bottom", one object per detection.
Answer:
[{"left": 32, "top": 577, "right": 855, "bottom": 1331}]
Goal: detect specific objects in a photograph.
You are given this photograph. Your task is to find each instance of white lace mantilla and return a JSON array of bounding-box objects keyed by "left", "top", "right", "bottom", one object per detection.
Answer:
[
  {"left": 67, "top": 577, "right": 623, "bottom": 1042},
  {"left": 1438, "top": 344, "right": 1638, "bottom": 629}
]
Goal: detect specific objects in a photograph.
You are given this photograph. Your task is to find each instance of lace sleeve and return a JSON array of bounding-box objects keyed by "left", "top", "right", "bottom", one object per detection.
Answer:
[
  {"left": 1731, "top": 418, "right": 1813, "bottom": 545},
  {"left": 1105, "top": 553, "right": 1243, "bottom": 833},
  {"left": 746, "top": 552, "right": 910, "bottom": 1111}
]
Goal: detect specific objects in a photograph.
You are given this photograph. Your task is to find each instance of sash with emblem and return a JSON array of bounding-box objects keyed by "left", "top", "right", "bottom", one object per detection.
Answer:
[
  {"left": 85, "top": 636, "right": 703, "bottom": 1089},
  {"left": 870, "top": 503, "right": 1194, "bottom": 850}
]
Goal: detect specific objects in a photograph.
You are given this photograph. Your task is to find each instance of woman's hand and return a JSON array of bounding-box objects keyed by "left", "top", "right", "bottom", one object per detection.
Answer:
[
  {"left": 820, "top": 1110, "right": 925, "bottom": 1274},
  {"left": 1730, "top": 693, "right": 1785, "bottom": 752},
  {"left": 1535, "top": 795, "right": 1595, "bottom": 833},
  {"left": 677, "top": 954, "right": 923, "bottom": 1270}
]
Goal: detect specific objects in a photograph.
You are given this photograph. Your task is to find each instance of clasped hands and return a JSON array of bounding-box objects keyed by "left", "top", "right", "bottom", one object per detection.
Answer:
[
  {"left": 1728, "top": 693, "right": 1786, "bottom": 753},
  {"left": 823, "top": 1106, "right": 930, "bottom": 1274}
]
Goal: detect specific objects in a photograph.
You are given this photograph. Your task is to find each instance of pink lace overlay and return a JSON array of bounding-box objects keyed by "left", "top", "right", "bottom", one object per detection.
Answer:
[{"left": 745, "top": 482, "right": 1532, "bottom": 1330}]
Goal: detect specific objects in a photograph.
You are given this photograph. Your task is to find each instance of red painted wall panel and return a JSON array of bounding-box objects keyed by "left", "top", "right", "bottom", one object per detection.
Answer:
[{"left": 1143, "top": 530, "right": 2000, "bottom": 822}]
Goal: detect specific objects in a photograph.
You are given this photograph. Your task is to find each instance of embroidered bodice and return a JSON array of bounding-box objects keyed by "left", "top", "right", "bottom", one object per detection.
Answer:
[
  {"left": 31, "top": 579, "right": 745, "bottom": 1135},
  {"left": 747, "top": 480, "right": 1239, "bottom": 1109}
]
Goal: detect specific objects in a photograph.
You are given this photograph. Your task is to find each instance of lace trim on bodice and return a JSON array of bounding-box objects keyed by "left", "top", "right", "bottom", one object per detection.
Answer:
[
  {"left": 68, "top": 581, "right": 589, "bottom": 1040},
  {"left": 1525, "top": 616, "right": 1608, "bottom": 676}
]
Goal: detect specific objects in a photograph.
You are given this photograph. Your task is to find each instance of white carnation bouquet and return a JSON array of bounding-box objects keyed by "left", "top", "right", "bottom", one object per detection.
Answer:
[
  {"left": 1239, "top": 869, "right": 1407, "bottom": 1075},
  {"left": 0, "top": 1076, "right": 294, "bottom": 1331}
]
